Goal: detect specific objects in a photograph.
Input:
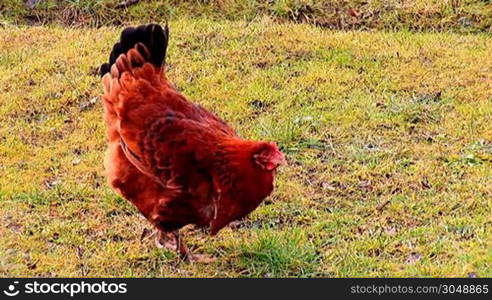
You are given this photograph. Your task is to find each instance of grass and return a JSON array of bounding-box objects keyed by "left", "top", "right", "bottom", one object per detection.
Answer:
[
  {"left": 0, "top": 17, "right": 491, "bottom": 277},
  {"left": 1, "top": 0, "right": 492, "bottom": 33}
]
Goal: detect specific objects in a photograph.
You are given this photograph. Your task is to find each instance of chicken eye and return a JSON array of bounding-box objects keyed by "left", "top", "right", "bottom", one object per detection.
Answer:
[{"left": 253, "top": 153, "right": 274, "bottom": 171}]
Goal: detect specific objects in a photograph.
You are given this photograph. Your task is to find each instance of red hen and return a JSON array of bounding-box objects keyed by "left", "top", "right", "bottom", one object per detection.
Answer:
[{"left": 100, "top": 24, "right": 285, "bottom": 261}]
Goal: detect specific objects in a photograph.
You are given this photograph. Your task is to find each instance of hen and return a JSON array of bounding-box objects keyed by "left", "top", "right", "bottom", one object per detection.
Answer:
[{"left": 99, "top": 24, "right": 285, "bottom": 261}]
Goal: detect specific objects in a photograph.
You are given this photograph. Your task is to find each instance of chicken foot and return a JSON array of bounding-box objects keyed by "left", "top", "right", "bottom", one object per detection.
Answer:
[
  {"left": 155, "top": 230, "right": 215, "bottom": 263},
  {"left": 155, "top": 231, "right": 178, "bottom": 250}
]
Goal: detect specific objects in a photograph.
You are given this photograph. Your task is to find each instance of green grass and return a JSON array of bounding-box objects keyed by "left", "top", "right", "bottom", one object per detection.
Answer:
[
  {"left": 1, "top": 0, "right": 492, "bottom": 33},
  {"left": 0, "top": 18, "right": 491, "bottom": 277}
]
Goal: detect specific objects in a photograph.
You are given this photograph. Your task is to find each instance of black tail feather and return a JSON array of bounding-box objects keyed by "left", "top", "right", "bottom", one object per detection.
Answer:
[{"left": 100, "top": 23, "right": 169, "bottom": 77}]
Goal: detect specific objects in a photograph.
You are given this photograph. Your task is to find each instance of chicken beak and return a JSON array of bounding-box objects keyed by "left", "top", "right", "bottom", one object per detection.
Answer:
[{"left": 276, "top": 153, "right": 287, "bottom": 167}]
